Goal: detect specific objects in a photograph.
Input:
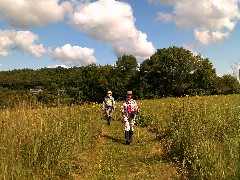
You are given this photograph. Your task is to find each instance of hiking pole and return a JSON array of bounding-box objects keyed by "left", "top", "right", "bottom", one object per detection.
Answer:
[
  {"left": 122, "top": 118, "right": 125, "bottom": 134},
  {"left": 137, "top": 123, "right": 140, "bottom": 143}
]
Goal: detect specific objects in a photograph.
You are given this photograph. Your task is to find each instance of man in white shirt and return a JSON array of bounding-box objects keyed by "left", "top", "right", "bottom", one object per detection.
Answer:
[{"left": 102, "top": 90, "right": 116, "bottom": 125}]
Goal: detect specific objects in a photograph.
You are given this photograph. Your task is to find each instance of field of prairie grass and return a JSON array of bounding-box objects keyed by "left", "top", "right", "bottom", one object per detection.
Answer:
[
  {"left": 0, "top": 103, "right": 102, "bottom": 179},
  {"left": 139, "top": 95, "right": 240, "bottom": 179},
  {"left": 1, "top": 95, "right": 240, "bottom": 179}
]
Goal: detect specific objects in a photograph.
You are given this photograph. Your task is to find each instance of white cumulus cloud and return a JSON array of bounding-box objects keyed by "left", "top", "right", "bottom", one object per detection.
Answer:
[
  {"left": 0, "top": 30, "right": 46, "bottom": 57},
  {"left": 0, "top": 0, "right": 72, "bottom": 28},
  {"left": 48, "top": 44, "right": 97, "bottom": 66},
  {"left": 152, "top": 0, "right": 240, "bottom": 44},
  {"left": 194, "top": 28, "right": 230, "bottom": 45},
  {"left": 69, "top": 0, "right": 155, "bottom": 60},
  {"left": 47, "top": 64, "right": 70, "bottom": 68},
  {"left": 182, "top": 44, "right": 199, "bottom": 56}
]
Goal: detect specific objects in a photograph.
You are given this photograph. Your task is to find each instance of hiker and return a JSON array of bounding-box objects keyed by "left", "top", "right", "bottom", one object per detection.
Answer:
[
  {"left": 102, "top": 90, "right": 116, "bottom": 125},
  {"left": 121, "top": 90, "right": 139, "bottom": 145}
]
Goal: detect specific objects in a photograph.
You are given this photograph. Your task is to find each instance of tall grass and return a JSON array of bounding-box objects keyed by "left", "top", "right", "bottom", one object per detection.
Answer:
[
  {"left": 139, "top": 95, "right": 240, "bottom": 179},
  {"left": 1, "top": 95, "right": 240, "bottom": 179},
  {"left": 0, "top": 102, "right": 102, "bottom": 179}
]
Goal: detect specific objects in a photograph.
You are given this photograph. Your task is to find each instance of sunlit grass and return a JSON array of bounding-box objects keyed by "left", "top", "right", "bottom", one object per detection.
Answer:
[
  {"left": 0, "top": 103, "right": 102, "bottom": 179},
  {"left": 1, "top": 95, "right": 240, "bottom": 179},
  {"left": 139, "top": 95, "right": 240, "bottom": 179}
]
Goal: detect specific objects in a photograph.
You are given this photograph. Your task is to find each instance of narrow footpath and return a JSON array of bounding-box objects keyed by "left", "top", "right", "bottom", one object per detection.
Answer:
[{"left": 84, "top": 118, "right": 180, "bottom": 180}]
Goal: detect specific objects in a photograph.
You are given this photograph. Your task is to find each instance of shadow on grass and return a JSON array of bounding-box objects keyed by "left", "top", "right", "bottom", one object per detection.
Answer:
[{"left": 102, "top": 134, "right": 125, "bottom": 144}]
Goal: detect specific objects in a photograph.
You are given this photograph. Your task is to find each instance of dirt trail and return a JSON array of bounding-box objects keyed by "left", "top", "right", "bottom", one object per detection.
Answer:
[{"left": 84, "top": 119, "right": 181, "bottom": 179}]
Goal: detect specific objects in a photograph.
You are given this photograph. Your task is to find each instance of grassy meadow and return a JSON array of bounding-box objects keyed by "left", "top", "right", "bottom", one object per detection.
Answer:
[{"left": 1, "top": 95, "right": 240, "bottom": 179}]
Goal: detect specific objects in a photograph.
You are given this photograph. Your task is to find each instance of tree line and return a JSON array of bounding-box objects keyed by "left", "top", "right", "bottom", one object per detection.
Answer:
[{"left": 0, "top": 46, "right": 239, "bottom": 107}]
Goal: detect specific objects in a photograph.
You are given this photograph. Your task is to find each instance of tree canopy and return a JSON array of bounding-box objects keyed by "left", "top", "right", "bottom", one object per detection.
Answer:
[{"left": 0, "top": 46, "right": 239, "bottom": 107}]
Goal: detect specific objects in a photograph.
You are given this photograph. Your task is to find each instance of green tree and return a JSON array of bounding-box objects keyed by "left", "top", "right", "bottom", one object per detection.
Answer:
[
  {"left": 188, "top": 58, "right": 217, "bottom": 95},
  {"left": 109, "top": 55, "right": 138, "bottom": 100},
  {"left": 215, "top": 75, "right": 240, "bottom": 94},
  {"left": 140, "top": 46, "right": 217, "bottom": 97},
  {"left": 80, "top": 64, "right": 111, "bottom": 102}
]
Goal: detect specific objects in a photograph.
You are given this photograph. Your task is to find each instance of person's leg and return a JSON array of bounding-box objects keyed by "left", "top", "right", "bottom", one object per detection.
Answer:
[
  {"left": 105, "top": 108, "right": 110, "bottom": 125},
  {"left": 125, "top": 131, "right": 130, "bottom": 145},
  {"left": 107, "top": 117, "right": 110, "bottom": 125},
  {"left": 123, "top": 117, "right": 130, "bottom": 144},
  {"left": 129, "top": 118, "right": 135, "bottom": 143},
  {"left": 107, "top": 108, "right": 113, "bottom": 125}
]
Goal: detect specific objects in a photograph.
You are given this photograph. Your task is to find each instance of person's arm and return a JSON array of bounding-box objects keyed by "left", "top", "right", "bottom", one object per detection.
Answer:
[
  {"left": 102, "top": 98, "right": 106, "bottom": 110},
  {"left": 134, "top": 100, "right": 139, "bottom": 112},
  {"left": 120, "top": 104, "right": 124, "bottom": 113},
  {"left": 112, "top": 97, "right": 116, "bottom": 110},
  {"left": 121, "top": 101, "right": 127, "bottom": 122},
  {"left": 121, "top": 101, "right": 127, "bottom": 113}
]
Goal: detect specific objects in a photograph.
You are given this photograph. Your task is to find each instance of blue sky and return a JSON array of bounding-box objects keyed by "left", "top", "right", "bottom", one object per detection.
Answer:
[{"left": 0, "top": 0, "right": 240, "bottom": 76}]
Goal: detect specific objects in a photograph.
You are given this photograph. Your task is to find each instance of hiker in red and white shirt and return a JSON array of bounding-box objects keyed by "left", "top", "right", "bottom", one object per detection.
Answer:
[{"left": 121, "top": 90, "right": 139, "bottom": 145}]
